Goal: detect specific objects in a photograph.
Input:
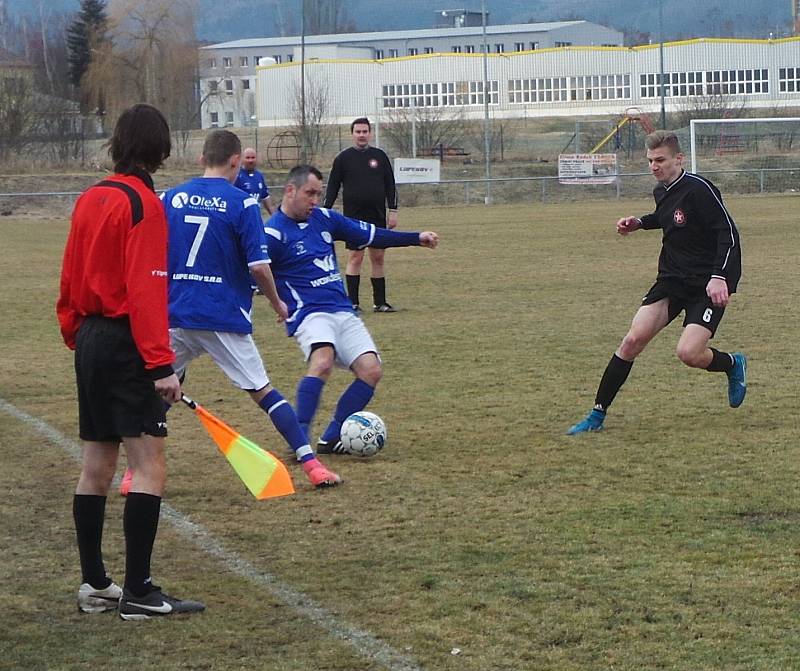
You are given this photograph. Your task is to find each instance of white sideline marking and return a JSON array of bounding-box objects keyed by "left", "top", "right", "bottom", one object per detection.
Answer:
[{"left": 0, "top": 398, "right": 423, "bottom": 671}]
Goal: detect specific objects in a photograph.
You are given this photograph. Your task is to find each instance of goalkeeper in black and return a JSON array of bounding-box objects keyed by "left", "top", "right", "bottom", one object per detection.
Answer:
[
  {"left": 567, "top": 130, "right": 746, "bottom": 435},
  {"left": 323, "top": 117, "right": 399, "bottom": 313}
]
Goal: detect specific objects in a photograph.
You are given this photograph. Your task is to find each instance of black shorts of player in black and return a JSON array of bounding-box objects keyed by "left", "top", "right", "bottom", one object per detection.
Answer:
[
  {"left": 75, "top": 315, "right": 168, "bottom": 441},
  {"left": 641, "top": 279, "right": 725, "bottom": 337}
]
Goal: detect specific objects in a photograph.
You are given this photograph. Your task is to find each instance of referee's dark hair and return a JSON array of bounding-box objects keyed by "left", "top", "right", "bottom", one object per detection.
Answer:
[
  {"left": 287, "top": 165, "right": 323, "bottom": 188},
  {"left": 645, "top": 129, "right": 681, "bottom": 155},
  {"left": 202, "top": 129, "right": 242, "bottom": 167},
  {"left": 350, "top": 117, "right": 370, "bottom": 132},
  {"left": 110, "top": 103, "right": 171, "bottom": 175}
]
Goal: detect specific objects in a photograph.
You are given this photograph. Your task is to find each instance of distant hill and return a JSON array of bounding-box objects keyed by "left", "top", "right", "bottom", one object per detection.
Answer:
[{"left": 3, "top": 0, "right": 793, "bottom": 44}]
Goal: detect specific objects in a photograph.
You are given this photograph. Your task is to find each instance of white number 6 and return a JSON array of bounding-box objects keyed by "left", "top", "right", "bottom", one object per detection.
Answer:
[{"left": 702, "top": 308, "right": 713, "bottom": 323}]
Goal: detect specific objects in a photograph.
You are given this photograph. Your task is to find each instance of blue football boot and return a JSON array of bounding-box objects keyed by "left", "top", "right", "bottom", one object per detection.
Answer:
[
  {"left": 726, "top": 352, "right": 747, "bottom": 408},
  {"left": 566, "top": 408, "right": 606, "bottom": 435}
]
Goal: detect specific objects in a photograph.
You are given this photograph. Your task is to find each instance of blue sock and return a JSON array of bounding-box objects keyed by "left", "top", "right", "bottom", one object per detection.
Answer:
[
  {"left": 295, "top": 376, "right": 325, "bottom": 442},
  {"left": 258, "top": 389, "right": 313, "bottom": 463},
  {"left": 320, "top": 379, "right": 375, "bottom": 442}
]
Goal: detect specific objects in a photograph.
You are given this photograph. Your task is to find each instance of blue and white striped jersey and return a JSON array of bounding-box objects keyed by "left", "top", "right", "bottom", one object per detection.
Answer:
[{"left": 164, "top": 177, "right": 270, "bottom": 334}]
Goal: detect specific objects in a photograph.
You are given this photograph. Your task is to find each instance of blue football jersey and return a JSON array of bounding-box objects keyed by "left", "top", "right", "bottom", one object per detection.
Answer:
[
  {"left": 234, "top": 167, "right": 270, "bottom": 203},
  {"left": 265, "top": 207, "right": 376, "bottom": 336},
  {"left": 164, "top": 177, "right": 270, "bottom": 334}
]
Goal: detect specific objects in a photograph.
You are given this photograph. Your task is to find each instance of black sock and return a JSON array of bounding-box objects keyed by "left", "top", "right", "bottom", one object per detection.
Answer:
[
  {"left": 706, "top": 348, "right": 734, "bottom": 372},
  {"left": 346, "top": 274, "right": 360, "bottom": 306},
  {"left": 371, "top": 277, "right": 386, "bottom": 306},
  {"left": 594, "top": 354, "right": 634, "bottom": 411},
  {"left": 73, "top": 494, "right": 111, "bottom": 588},
  {"left": 123, "top": 492, "right": 161, "bottom": 596}
]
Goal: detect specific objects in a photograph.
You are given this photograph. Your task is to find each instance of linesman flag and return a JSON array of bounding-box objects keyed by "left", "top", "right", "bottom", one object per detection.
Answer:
[{"left": 181, "top": 395, "right": 295, "bottom": 500}]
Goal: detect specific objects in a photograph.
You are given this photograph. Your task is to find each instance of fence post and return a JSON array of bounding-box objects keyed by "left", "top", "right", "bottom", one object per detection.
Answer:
[
  {"left": 760, "top": 169, "right": 765, "bottom": 193},
  {"left": 541, "top": 178, "right": 547, "bottom": 204},
  {"left": 465, "top": 182, "right": 470, "bottom": 204}
]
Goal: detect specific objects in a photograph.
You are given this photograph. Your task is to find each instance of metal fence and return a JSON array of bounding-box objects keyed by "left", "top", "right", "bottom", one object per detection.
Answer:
[{"left": 0, "top": 168, "right": 797, "bottom": 211}]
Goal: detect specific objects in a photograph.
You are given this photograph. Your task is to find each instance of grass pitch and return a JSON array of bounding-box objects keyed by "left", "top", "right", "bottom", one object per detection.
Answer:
[{"left": 1, "top": 193, "right": 799, "bottom": 671}]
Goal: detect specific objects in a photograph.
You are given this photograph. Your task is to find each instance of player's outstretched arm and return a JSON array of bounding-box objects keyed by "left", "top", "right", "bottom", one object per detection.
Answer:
[
  {"left": 419, "top": 231, "right": 439, "bottom": 248},
  {"left": 616, "top": 216, "right": 642, "bottom": 236}
]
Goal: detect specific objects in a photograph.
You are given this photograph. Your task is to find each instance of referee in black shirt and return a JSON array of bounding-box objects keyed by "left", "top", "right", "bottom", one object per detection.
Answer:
[
  {"left": 567, "top": 130, "right": 747, "bottom": 435},
  {"left": 324, "top": 117, "right": 399, "bottom": 313}
]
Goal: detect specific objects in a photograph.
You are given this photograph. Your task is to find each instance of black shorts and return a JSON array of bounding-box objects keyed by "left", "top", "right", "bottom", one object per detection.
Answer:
[
  {"left": 74, "top": 316, "right": 168, "bottom": 441},
  {"left": 641, "top": 279, "right": 726, "bottom": 337},
  {"left": 345, "top": 218, "right": 386, "bottom": 251}
]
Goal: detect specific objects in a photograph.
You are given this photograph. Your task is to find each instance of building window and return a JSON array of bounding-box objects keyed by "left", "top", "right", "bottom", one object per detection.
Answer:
[
  {"left": 240, "top": 56, "right": 248, "bottom": 66},
  {"left": 382, "top": 80, "right": 498, "bottom": 108},
  {"left": 375, "top": 49, "right": 384, "bottom": 59},
  {"left": 389, "top": 48, "right": 399, "bottom": 58},
  {"left": 224, "top": 79, "right": 233, "bottom": 95},
  {"left": 568, "top": 74, "right": 632, "bottom": 102},
  {"left": 223, "top": 57, "right": 232, "bottom": 68},
  {"left": 465, "top": 45, "right": 475, "bottom": 53},
  {"left": 494, "top": 43, "right": 504, "bottom": 53},
  {"left": 209, "top": 80, "right": 219, "bottom": 93},
  {"left": 639, "top": 68, "right": 769, "bottom": 98},
  {"left": 530, "top": 42, "right": 539, "bottom": 50},
  {"left": 452, "top": 46, "right": 462, "bottom": 53},
  {"left": 408, "top": 47, "right": 418, "bottom": 56},
  {"left": 207, "top": 58, "right": 217, "bottom": 68},
  {"left": 554, "top": 41, "right": 572, "bottom": 47},
  {"left": 424, "top": 47, "right": 434, "bottom": 54},
  {"left": 507, "top": 77, "right": 570, "bottom": 104},
  {"left": 225, "top": 111, "right": 234, "bottom": 126},
  {"left": 515, "top": 42, "right": 525, "bottom": 51},
  {"left": 242, "top": 79, "right": 251, "bottom": 90},
  {"left": 780, "top": 67, "right": 800, "bottom": 92},
  {"left": 286, "top": 54, "right": 293, "bottom": 62},
  {"left": 210, "top": 111, "right": 219, "bottom": 127},
  {"left": 272, "top": 54, "right": 282, "bottom": 64}
]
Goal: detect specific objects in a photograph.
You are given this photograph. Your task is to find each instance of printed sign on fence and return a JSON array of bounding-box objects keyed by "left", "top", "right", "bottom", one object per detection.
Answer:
[
  {"left": 394, "top": 158, "right": 441, "bottom": 184},
  {"left": 558, "top": 154, "right": 618, "bottom": 184}
]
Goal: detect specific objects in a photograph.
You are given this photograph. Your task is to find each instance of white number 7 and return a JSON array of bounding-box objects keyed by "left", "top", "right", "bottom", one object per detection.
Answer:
[{"left": 184, "top": 215, "right": 209, "bottom": 267}]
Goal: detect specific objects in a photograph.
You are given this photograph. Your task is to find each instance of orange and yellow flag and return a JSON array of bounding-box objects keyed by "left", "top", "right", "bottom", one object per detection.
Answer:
[{"left": 183, "top": 396, "right": 295, "bottom": 500}]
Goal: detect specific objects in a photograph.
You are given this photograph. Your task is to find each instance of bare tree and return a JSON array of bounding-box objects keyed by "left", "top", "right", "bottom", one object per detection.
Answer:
[
  {"left": 0, "top": 75, "right": 36, "bottom": 160},
  {"left": 380, "top": 106, "right": 467, "bottom": 158},
  {"left": 290, "top": 73, "right": 332, "bottom": 163},
  {"left": 84, "top": 0, "right": 199, "bottom": 135}
]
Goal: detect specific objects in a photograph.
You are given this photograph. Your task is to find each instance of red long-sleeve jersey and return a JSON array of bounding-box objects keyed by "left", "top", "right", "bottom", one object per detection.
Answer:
[{"left": 56, "top": 171, "right": 175, "bottom": 380}]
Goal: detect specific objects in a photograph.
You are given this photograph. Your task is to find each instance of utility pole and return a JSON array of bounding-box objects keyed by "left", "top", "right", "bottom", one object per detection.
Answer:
[
  {"left": 658, "top": 0, "right": 666, "bottom": 129},
  {"left": 481, "top": 0, "right": 491, "bottom": 204},
  {"left": 300, "top": 0, "right": 306, "bottom": 162}
]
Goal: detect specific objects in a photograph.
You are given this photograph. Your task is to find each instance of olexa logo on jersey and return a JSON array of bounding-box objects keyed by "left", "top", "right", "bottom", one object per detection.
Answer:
[
  {"left": 171, "top": 192, "right": 228, "bottom": 213},
  {"left": 673, "top": 208, "right": 686, "bottom": 226}
]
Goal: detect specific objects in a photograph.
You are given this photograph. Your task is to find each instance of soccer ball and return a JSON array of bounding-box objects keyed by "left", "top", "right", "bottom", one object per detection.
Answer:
[{"left": 340, "top": 411, "right": 386, "bottom": 457}]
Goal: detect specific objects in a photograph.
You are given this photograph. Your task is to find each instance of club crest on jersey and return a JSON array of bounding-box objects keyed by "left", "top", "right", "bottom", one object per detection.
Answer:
[
  {"left": 369, "top": 158, "right": 379, "bottom": 169},
  {"left": 321, "top": 231, "right": 332, "bottom": 244},
  {"left": 673, "top": 208, "right": 686, "bottom": 226},
  {"left": 294, "top": 241, "right": 306, "bottom": 255}
]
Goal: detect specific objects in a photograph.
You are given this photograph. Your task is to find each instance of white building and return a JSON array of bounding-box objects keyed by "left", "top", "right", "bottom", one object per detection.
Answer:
[
  {"left": 198, "top": 20, "right": 624, "bottom": 129},
  {"left": 255, "top": 37, "right": 800, "bottom": 126}
]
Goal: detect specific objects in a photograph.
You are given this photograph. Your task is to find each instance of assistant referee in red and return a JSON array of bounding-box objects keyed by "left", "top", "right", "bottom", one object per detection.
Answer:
[{"left": 57, "top": 104, "right": 204, "bottom": 619}]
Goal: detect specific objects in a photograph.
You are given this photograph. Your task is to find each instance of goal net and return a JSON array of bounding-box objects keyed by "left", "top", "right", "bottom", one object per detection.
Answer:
[{"left": 688, "top": 117, "right": 800, "bottom": 194}]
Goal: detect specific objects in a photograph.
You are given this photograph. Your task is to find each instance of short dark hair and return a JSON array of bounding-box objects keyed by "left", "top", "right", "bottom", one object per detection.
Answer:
[
  {"left": 350, "top": 117, "right": 370, "bottom": 132},
  {"left": 287, "top": 165, "right": 323, "bottom": 188},
  {"left": 110, "top": 103, "right": 171, "bottom": 174},
  {"left": 645, "top": 130, "right": 681, "bottom": 155},
  {"left": 202, "top": 129, "right": 242, "bottom": 167}
]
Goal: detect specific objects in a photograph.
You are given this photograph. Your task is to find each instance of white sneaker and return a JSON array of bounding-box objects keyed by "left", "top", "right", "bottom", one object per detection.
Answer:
[{"left": 77, "top": 581, "right": 123, "bottom": 613}]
